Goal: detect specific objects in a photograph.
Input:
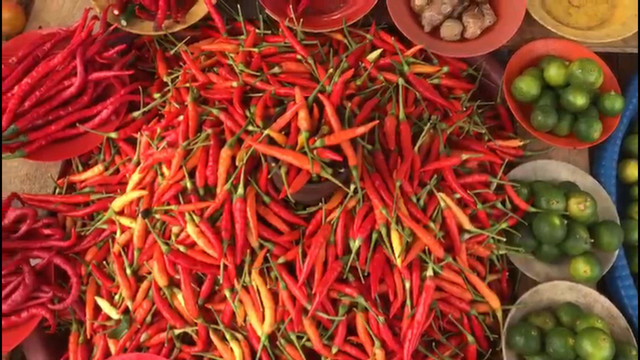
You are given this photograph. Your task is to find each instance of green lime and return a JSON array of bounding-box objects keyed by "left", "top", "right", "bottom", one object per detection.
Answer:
[
  {"left": 633, "top": 120, "right": 639, "bottom": 133},
  {"left": 532, "top": 212, "right": 568, "bottom": 245},
  {"left": 573, "top": 116, "right": 604, "bottom": 143},
  {"left": 568, "top": 58, "right": 604, "bottom": 90},
  {"left": 545, "top": 327, "right": 577, "bottom": 359},
  {"left": 515, "top": 181, "right": 532, "bottom": 202},
  {"left": 570, "top": 252, "right": 604, "bottom": 283},
  {"left": 508, "top": 224, "right": 539, "bottom": 253},
  {"left": 535, "top": 243, "right": 564, "bottom": 263},
  {"left": 539, "top": 55, "right": 567, "bottom": 69},
  {"left": 598, "top": 91, "right": 626, "bottom": 117},
  {"left": 531, "top": 105, "right": 559, "bottom": 133},
  {"left": 566, "top": 190, "right": 598, "bottom": 224},
  {"left": 578, "top": 105, "right": 601, "bottom": 122},
  {"left": 560, "top": 86, "right": 592, "bottom": 113},
  {"left": 552, "top": 111, "right": 576, "bottom": 137},
  {"left": 591, "top": 220, "right": 624, "bottom": 252},
  {"left": 622, "top": 134, "right": 639, "bottom": 158},
  {"left": 561, "top": 221, "right": 593, "bottom": 256},
  {"left": 527, "top": 309, "right": 558, "bottom": 332},
  {"left": 575, "top": 313, "right": 611, "bottom": 334},
  {"left": 558, "top": 181, "right": 581, "bottom": 193},
  {"left": 628, "top": 201, "right": 638, "bottom": 220},
  {"left": 544, "top": 59, "right": 570, "bottom": 88},
  {"left": 507, "top": 321, "right": 543, "bottom": 355},
  {"left": 628, "top": 246, "right": 638, "bottom": 274},
  {"left": 524, "top": 66, "right": 544, "bottom": 82},
  {"left": 533, "top": 184, "right": 567, "bottom": 212},
  {"left": 614, "top": 342, "right": 638, "bottom": 360},
  {"left": 555, "top": 302, "right": 584, "bottom": 329},
  {"left": 525, "top": 355, "right": 553, "bottom": 360},
  {"left": 575, "top": 327, "right": 616, "bottom": 360},
  {"left": 622, "top": 219, "right": 639, "bottom": 246},
  {"left": 536, "top": 88, "right": 559, "bottom": 109},
  {"left": 630, "top": 184, "right": 638, "bottom": 200},
  {"left": 512, "top": 74, "right": 543, "bottom": 103},
  {"left": 618, "top": 159, "right": 639, "bottom": 184}
]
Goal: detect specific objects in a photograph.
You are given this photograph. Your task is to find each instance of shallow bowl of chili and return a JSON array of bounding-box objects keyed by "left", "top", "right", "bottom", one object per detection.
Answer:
[
  {"left": 91, "top": 0, "right": 207, "bottom": 35},
  {"left": 260, "top": 0, "right": 378, "bottom": 32},
  {"left": 504, "top": 38, "right": 621, "bottom": 149},
  {"left": 506, "top": 159, "right": 619, "bottom": 285}
]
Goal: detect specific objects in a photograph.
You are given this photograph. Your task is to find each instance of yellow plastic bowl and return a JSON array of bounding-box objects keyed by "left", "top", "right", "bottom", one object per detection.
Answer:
[{"left": 528, "top": 0, "right": 638, "bottom": 43}]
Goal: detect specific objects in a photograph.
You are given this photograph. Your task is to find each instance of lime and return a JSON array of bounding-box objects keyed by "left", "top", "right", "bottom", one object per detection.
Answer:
[
  {"left": 560, "top": 221, "right": 593, "bottom": 256},
  {"left": 555, "top": 302, "right": 584, "bottom": 329},
  {"left": 539, "top": 55, "right": 567, "bottom": 69},
  {"left": 535, "top": 243, "right": 564, "bottom": 264},
  {"left": 591, "top": 220, "right": 624, "bottom": 252},
  {"left": 533, "top": 184, "right": 567, "bottom": 212},
  {"left": 544, "top": 59, "right": 570, "bottom": 88},
  {"left": 598, "top": 91, "right": 626, "bottom": 117},
  {"left": 570, "top": 252, "right": 603, "bottom": 283},
  {"left": 515, "top": 181, "right": 532, "bottom": 202},
  {"left": 527, "top": 309, "right": 558, "bottom": 332},
  {"left": 536, "top": 88, "right": 559, "bottom": 109},
  {"left": 552, "top": 111, "right": 576, "bottom": 137},
  {"left": 575, "top": 327, "right": 616, "bottom": 360},
  {"left": 622, "top": 134, "right": 638, "bottom": 158},
  {"left": 578, "top": 105, "right": 601, "bottom": 122},
  {"left": 524, "top": 66, "right": 544, "bottom": 82},
  {"left": 545, "top": 327, "right": 577, "bottom": 359},
  {"left": 568, "top": 58, "right": 604, "bottom": 90},
  {"left": 575, "top": 313, "right": 611, "bottom": 334},
  {"left": 532, "top": 212, "right": 568, "bottom": 245},
  {"left": 618, "top": 159, "right": 639, "bottom": 184},
  {"left": 628, "top": 246, "right": 638, "bottom": 274},
  {"left": 508, "top": 224, "right": 539, "bottom": 253},
  {"left": 633, "top": 120, "right": 639, "bottom": 133},
  {"left": 560, "top": 86, "right": 592, "bottom": 113},
  {"left": 531, "top": 105, "right": 559, "bottom": 133},
  {"left": 628, "top": 201, "right": 638, "bottom": 220},
  {"left": 614, "top": 342, "right": 639, "bottom": 360},
  {"left": 630, "top": 184, "right": 638, "bottom": 200},
  {"left": 558, "top": 181, "right": 581, "bottom": 193},
  {"left": 525, "top": 355, "right": 553, "bottom": 360},
  {"left": 622, "top": 219, "right": 639, "bottom": 246},
  {"left": 512, "top": 74, "right": 543, "bottom": 103},
  {"left": 573, "top": 116, "right": 604, "bottom": 143},
  {"left": 507, "top": 321, "right": 543, "bottom": 355},
  {"left": 566, "top": 191, "right": 598, "bottom": 224}
]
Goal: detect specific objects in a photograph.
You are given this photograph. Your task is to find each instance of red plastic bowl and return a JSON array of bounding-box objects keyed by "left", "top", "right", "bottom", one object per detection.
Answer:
[
  {"left": 260, "top": 0, "right": 377, "bottom": 32},
  {"left": 2, "top": 314, "right": 42, "bottom": 355},
  {"left": 387, "top": 0, "right": 526, "bottom": 58},
  {"left": 504, "top": 38, "right": 621, "bottom": 149},
  {"left": 2, "top": 30, "right": 123, "bottom": 162}
]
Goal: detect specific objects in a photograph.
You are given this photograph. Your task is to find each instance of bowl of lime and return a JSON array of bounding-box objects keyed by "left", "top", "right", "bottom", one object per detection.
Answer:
[{"left": 503, "top": 281, "right": 637, "bottom": 360}]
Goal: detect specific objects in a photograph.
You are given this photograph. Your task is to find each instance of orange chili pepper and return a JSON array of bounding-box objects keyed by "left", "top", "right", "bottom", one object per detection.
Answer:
[
  {"left": 246, "top": 186, "right": 259, "bottom": 248},
  {"left": 85, "top": 277, "right": 98, "bottom": 338},
  {"left": 252, "top": 269, "right": 275, "bottom": 336},
  {"left": 438, "top": 192, "right": 475, "bottom": 231}
]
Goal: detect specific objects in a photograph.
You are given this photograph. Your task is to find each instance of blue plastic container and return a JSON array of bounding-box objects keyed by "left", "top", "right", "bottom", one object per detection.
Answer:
[{"left": 592, "top": 73, "right": 638, "bottom": 337}]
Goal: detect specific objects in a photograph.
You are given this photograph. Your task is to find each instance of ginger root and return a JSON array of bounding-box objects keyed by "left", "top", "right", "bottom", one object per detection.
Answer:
[{"left": 420, "top": 0, "right": 461, "bottom": 33}]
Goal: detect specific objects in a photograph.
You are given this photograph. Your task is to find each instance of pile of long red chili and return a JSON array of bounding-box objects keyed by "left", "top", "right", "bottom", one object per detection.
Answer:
[
  {"left": 1, "top": 6, "right": 532, "bottom": 360},
  {"left": 113, "top": 0, "right": 198, "bottom": 29},
  {"left": 1, "top": 9, "right": 139, "bottom": 159}
]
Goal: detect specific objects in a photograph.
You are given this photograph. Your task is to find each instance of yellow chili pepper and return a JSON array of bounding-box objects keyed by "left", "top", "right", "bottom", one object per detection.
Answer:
[
  {"left": 114, "top": 215, "right": 136, "bottom": 228},
  {"left": 209, "top": 330, "right": 235, "bottom": 360},
  {"left": 238, "top": 289, "right": 263, "bottom": 337},
  {"left": 111, "top": 190, "right": 148, "bottom": 213},
  {"left": 438, "top": 192, "right": 475, "bottom": 231},
  {"left": 95, "top": 296, "right": 121, "bottom": 320},
  {"left": 390, "top": 226, "right": 404, "bottom": 266},
  {"left": 252, "top": 270, "right": 275, "bottom": 335}
]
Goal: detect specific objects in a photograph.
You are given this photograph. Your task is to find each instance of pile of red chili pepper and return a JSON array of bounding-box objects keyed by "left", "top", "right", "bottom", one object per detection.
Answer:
[
  {"left": 1, "top": 6, "right": 533, "bottom": 360},
  {"left": 112, "top": 0, "right": 198, "bottom": 30},
  {"left": 1, "top": 9, "right": 139, "bottom": 159}
]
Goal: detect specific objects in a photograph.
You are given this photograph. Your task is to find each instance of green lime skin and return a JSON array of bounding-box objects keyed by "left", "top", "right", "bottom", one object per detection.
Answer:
[
  {"left": 543, "top": 59, "right": 570, "bottom": 88},
  {"left": 628, "top": 201, "right": 638, "bottom": 220},
  {"left": 575, "top": 327, "right": 616, "bottom": 360},
  {"left": 512, "top": 74, "right": 543, "bottom": 103},
  {"left": 508, "top": 224, "right": 539, "bottom": 254},
  {"left": 568, "top": 58, "right": 604, "bottom": 90},
  {"left": 558, "top": 181, "right": 581, "bottom": 193},
  {"left": 622, "top": 133, "right": 638, "bottom": 158},
  {"left": 527, "top": 309, "right": 558, "bottom": 332},
  {"left": 575, "top": 313, "right": 611, "bottom": 334},
  {"left": 535, "top": 243, "right": 564, "bottom": 264},
  {"left": 515, "top": 181, "right": 532, "bottom": 202},
  {"left": 536, "top": 88, "right": 559, "bottom": 109},
  {"left": 590, "top": 220, "right": 624, "bottom": 253},
  {"left": 560, "top": 86, "right": 592, "bottom": 113},
  {"left": 507, "top": 321, "right": 543, "bottom": 356},
  {"left": 598, "top": 91, "right": 626, "bottom": 117},
  {"left": 621, "top": 219, "right": 638, "bottom": 246},
  {"left": 531, "top": 105, "right": 559, "bottom": 133},
  {"left": 552, "top": 111, "right": 576, "bottom": 137},
  {"left": 569, "top": 252, "right": 604, "bottom": 284},
  {"left": 533, "top": 184, "right": 568, "bottom": 212},
  {"left": 566, "top": 190, "right": 598, "bottom": 224},
  {"left": 532, "top": 212, "right": 568, "bottom": 245},
  {"left": 545, "top": 327, "right": 577, "bottom": 360},
  {"left": 560, "top": 221, "right": 593, "bottom": 256},
  {"left": 539, "top": 55, "right": 567, "bottom": 70},
  {"left": 554, "top": 302, "right": 584, "bottom": 329},
  {"left": 618, "top": 159, "right": 639, "bottom": 185},
  {"left": 628, "top": 246, "right": 638, "bottom": 274},
  {"left": 524, "top": 66, "right": 545, "bottom": 82},
  {"left": 573, "top": 116, "right": 604, "bottom": 143},
  {"left": 630, "top": 184, "right": 638, "bottom": 200},
  {"left": 614, "top": 342, "right": 639, "bottom": 360}
]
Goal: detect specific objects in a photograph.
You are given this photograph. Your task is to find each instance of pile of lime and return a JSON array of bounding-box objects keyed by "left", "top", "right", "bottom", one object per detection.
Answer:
[
  {"left": 511, "top": 56, "right": 625, "bottom": 143},
  {"left": 507, "top": 302, "right": 638, "bottom": 360},
  {"left": 508, "top": 180, "right": 623, "bottom": 284},
  {"left": 618, "top": 120, "right": 638, "bottom": 279}
]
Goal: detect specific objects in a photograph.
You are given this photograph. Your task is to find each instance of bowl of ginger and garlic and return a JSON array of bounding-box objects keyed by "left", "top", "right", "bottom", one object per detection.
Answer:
[{"left": 387, "top": 0, "right": 526, "bottom": 58}]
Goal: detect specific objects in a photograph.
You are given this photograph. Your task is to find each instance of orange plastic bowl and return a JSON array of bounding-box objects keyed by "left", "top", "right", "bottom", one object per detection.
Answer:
[
  {"left": 260, "top": 0, "right": 377, "bottom": 32},
  {"left": 387, "top": 0, "right": 526, "bottom": 58},
  {"left": 504, "top": 38, "right": 621, "bottom": 149}
]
